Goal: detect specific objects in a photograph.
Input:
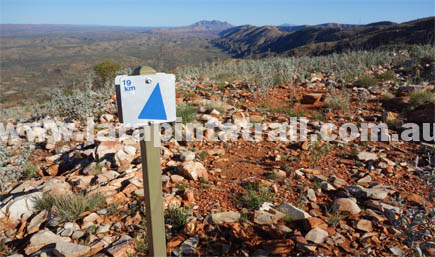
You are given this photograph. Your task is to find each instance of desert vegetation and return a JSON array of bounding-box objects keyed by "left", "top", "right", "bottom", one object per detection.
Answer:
[{"left": 0, "top": 36, "right": 434, "bottom": 257}]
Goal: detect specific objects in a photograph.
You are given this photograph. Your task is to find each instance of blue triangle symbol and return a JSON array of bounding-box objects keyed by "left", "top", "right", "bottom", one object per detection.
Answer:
[{"left": 138, "top": 83, "right": 167, "bottom": 120}]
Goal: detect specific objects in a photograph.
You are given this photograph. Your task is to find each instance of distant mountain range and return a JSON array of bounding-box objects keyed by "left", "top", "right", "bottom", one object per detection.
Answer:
[
  {"left": 213, "top": 17, "right": 434, "bottom": 57},
  {"left": 2, "top": 18, "right": 433, "bottom": 58},
  {"left": 149, "top": 20, "right": 233, "bottom": 34}
]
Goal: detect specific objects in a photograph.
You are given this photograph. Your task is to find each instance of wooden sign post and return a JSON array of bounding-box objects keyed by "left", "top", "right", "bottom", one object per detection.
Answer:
[
  {"left": 140, "top": 123, "right": 166, "bottom": 257},
  {"left": 115, "top": 66, "right": 176, "bottom": 257}
]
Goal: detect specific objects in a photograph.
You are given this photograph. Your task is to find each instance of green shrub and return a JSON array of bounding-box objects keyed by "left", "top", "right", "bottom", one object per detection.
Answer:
[
  {"left": 0, "top": 146, "right": 7, "bottom": 167},
  {"left": 308, "top": 141, "right": 333, "bottom": 165},
  {"left": 176, "top": 103, "right": 198, "bottom": 124},
  {"left": 166, "top": 207, "right": 189, "bottom": 230},
  {"left": 312, "top": 113, "right": 326, "bottom": 121},
  {"left": 206, "top": 100, "right": 226, "bottom": 114},
  {"left": 376, "top": 70, "right": 396, "bottom": 81},
  {"left": 23, "top": 162, "right": 39, "bottom": 179},
  {"left": 94, "top": 60, "right": 122, "bottom": 86},
  {"left": 327, "top": 213, "right": 343, "bottom": 227},
  {"left": 183, "top": 92, "right": 195, "bottom": 98},
  {"left": 35, "top": 192, "right": 106, "bottom": 222},
  {"left": 134, "top": 235, "right": 148, "bottom": 254},
  {"left": 409, "top": 91, "right": 434, "bottom": 109},
  {"left": 199, "top": 151, "right": 209, "bottom": 161},
  {"left": 382, "top": 92, "right": 394, "bottom": 100},
  {"left": 326, "top": 93, "right": 350, "bottom": 111},
  {"left": 354, "top": 74, "right": 378, "bottom": 88},
  {"left": 239, "top": 181, "right": 271, "bottom": 210}
]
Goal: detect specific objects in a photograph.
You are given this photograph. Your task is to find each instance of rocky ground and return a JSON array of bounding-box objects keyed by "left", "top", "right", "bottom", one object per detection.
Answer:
[{"left": 0, "top": 60, "right": 434, "bottom": 256}]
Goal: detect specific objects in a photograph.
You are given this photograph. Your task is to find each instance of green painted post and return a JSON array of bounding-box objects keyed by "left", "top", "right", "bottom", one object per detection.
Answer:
[{"left": 134, "top": 66, "right": 167, "bottom": 257}]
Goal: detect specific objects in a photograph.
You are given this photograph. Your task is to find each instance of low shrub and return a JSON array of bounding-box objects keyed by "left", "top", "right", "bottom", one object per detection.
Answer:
[
  {"left": 35, "top": 192, "right": 106, "bottom": 222},
  {"left": 94, "top": 60, "right": 122, "bottom": 86},
  {"left": 166, "top": 207, "right": 189, "bottom": 230},
  {"left": 239, "top": 181, "right": 271, "bottom": 210},
  {"left": 409, "top": 91, "right": 434, "bottom": 109},
  {"left": 326, "top": 93, "right": 350, "bottom": 111},
  {"left": 354, "top": 74, "right": 378, "bottom": 88},
  {"left": 376, "top": 70, "right": 396, "bottom": 81},
  {"left": 176, "top": 103, "right": 198, "bottom": 124}
]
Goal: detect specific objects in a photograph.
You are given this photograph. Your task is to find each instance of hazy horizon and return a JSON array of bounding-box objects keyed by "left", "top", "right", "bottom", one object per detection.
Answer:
[
  {"left": 1, "top": 16, "right": 433, "bottom": 28},
  {"left": 1, "top": 0, "right": 434, "bottom": 27}
]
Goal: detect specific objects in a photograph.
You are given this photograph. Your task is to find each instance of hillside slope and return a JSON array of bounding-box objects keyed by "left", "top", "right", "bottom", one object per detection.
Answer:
[{"left": 214, "top": 17, "right": 434, "bottom": 57}]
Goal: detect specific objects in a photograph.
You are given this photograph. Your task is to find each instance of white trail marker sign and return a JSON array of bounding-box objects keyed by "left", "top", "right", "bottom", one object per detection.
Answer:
[
  {"left": 115, "top": 73, "right": 176, "bottom": 125},
  {"left": 115, "top": 67, "right": 175, "bottom": 257}
]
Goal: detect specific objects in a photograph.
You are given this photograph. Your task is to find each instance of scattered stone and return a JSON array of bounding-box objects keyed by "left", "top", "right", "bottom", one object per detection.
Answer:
[
  {"left": 82, "top": 162, "right": 99, "bottom": 175},
  {"left": 83, "top": 213, "right": 102, "bottom": 225},
  {"left": 294, "top": 169, "right": 305, "bottom": 179},
  {"left": 170, "top": 174, "right": 185, "bottom": 183},
  {"left": 366, "top": 200, "right": 402, "bottom": 214},
  {"left": 72, "top": 230, "right": 85, "bottom": 240},
  {"left": 303, "top": 217, "right": 328, "bottom": 231},
  {"left": 180, "top": 151, "right": 195, "bottom": 162},
  {"left": 381, "top": 157, "right": 396, "bottom": 167},
  {"left": 53, "top": 241, "right": 91, "bottom": 257},
  {"left": 111, "top": 222, "right": 122, "bottom": 232},
  {"left": 211, "top": 211, "right": 240, "bottom": 225},
  {"left": 27, "top": 210, "right": 48, "bottom": 234},
  {"left": 253, "top": 209, "right": 285, "bottom": 225},
  {"left": 321, "top": 182, "right": 336, "bottom": 191},
  {"left": 106, "top": 235, "right": 134, "bottom": 256},
  {"left": 355, "top": 219, "right": 372, "bottom": 233},
  {"left": 232, "top": 112, "right": 249, "bottom": 129},
  {"left": 345, "top": 184, "right": 389, "bottom": 200},
  {"left": 206, "top": 148, "right": 225, "bottom": 156},
  {"left": 301, "top": 168, "right": 322, "bottom": 175},
  {"left": 96, "top": 224, "right": 111, "bottom": 234},
  {"left": 305, "top": 227, "right": 329, "bottom": 244},
  {"left": 42, "top": 178, "right": 72, "bottom": 196},
  {"left": 6, "top": 192, "right": 42, "bottom": 222},
  {"left": 115, "top": 146, "right": 136, "bottom": 167},
  {"left": 331, "top": 176, "right": 347, "bottom": 187},
  {"left": 366, "top": 209, "right": 387, "bottom": 222},
  {"left": 60, "top": 228, "right": 73, "bottom": 237},
  {"left": 363, "top": 187, "right": 389, "bottom": 200},
  {"left": 312, "top": 174, "right": 328, "bottom": 182},
  {"left": 100, "top": 114, "right": 114, "bottom": 123},
  {"left": 278, "top": 203, "right": 311, "bottom": 221},
  {"left": 332, "top": 198, "right": 361, "bottom": 214},
  {"left": 272, "top": 169, "right": 287, "bottom": 179},
  {"left": 180, "top": 235, "right": 199, "bottom": 256},
  {"left": 401, "top": 192, "right": 432, "bottom": 206},
  {"left": 278, "top": 224, "right": 292, "bottom": 233},
  {"left": 96, "top": 140, "right": 123, "bottom": 160},
  {"left": 357, "top": 175, "right": 372, "bottom": 186},
  {"left": 254, "top": 210, "right": 274, "bottom": 225},
  {"left": 307, "top": 189, "right": 317, "bottom": 202},
  {"left": 97, "top": 209, "right": 108, "bottom": 215},
  {"left": 25, "top": 229, "right": 68, "bottom": 255},
  {"left": 357, "top": 152, "right": 378, "bottom": 161},
  {"left": 389, "top": 246, "right": 404, "bottom": 256},
  {"left": 179, "top": 161, "right": 209, "bottom": 181},
  {"left": 134, "top": 189, "right": 144, "bottom": 197}
]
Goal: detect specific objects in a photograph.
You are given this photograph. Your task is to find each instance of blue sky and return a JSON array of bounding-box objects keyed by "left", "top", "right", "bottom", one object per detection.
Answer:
[{"left": 1, "top": 0, "right": 434, "bottom": 27}]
